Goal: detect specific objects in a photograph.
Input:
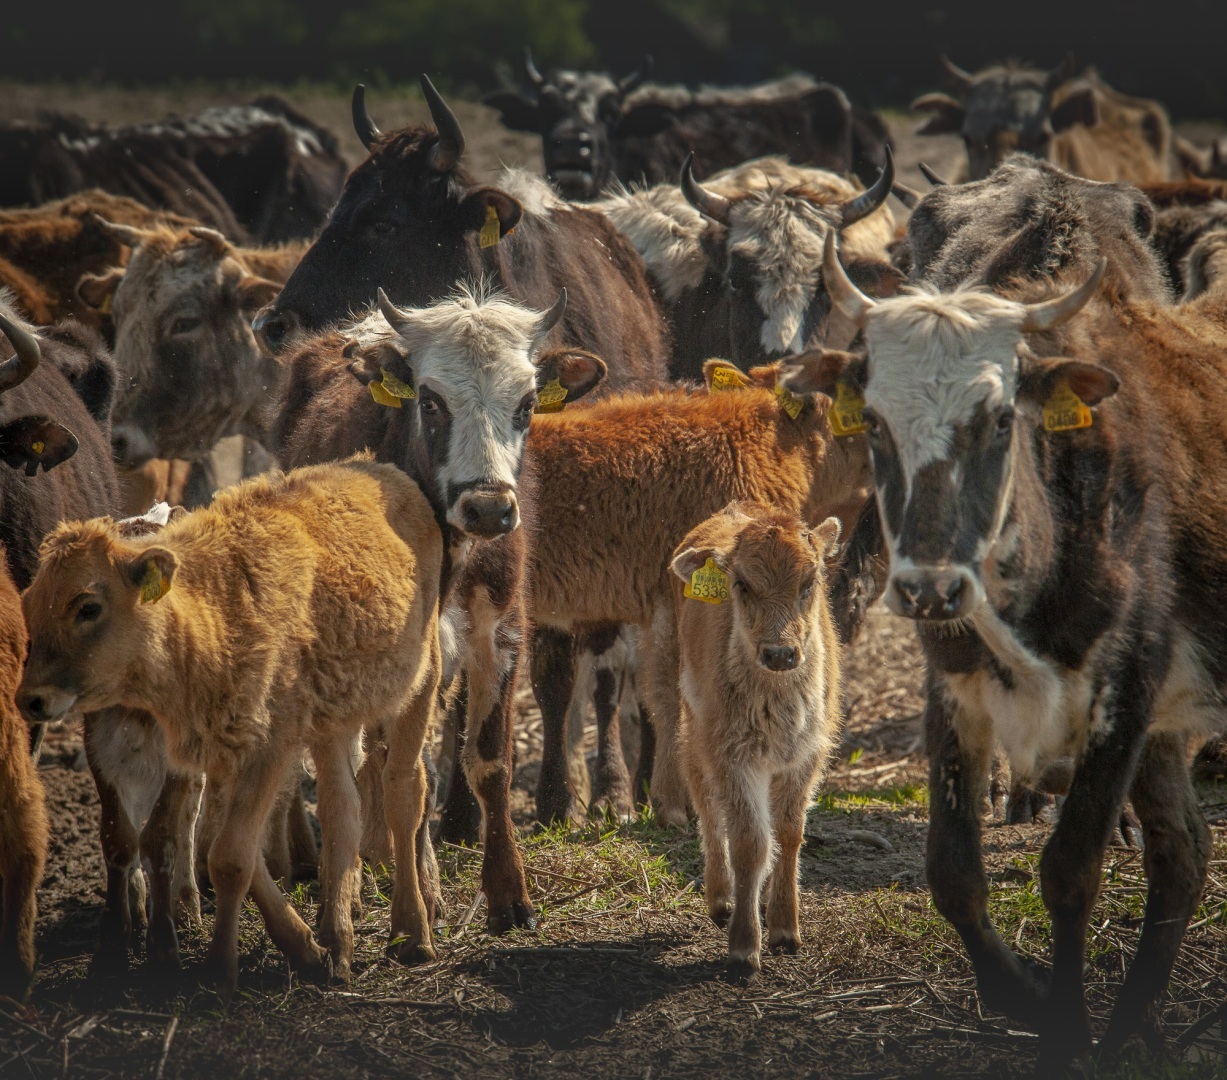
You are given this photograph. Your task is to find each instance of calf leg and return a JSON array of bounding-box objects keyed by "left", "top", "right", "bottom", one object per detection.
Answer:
[
  {"left": 171, "top": 772, "right": 204, "bottom": 926},
  {"left": 724, "top": 770, "right": 773, "bottom": 982},
  {"left": 416, "top": 746, "right": 442, "bottom": 927},
  {"left": 0, "top": 754, "right": 47, "bottom": 999},
  {"left": 687, "top": 753, "right": 731, "bottom": 929},
  {"left": 287, "top": 770, "right": 319, "bottom": 880},
  {"left": 531, "top": 626, "right": 579, "bottom": 825},
  {"left": 588, "top": 626, "right": 633, "bottom": 819},
  {"left": 640, "top": 608, "right": 689, "bottom": 826},
  {"left": 1100, "top": 733, "right": 1211, "bottom": 1058},
  {"left": 141, "top": 769, "right": 202, "bottom": 971},
  {"left": 632, "top": 699, "right": 655, "bottom": 807},
  {"left": 87, "top": 752, "right": 141, "bottom": 973},
  {"left": 357, "top": 735, "right": 393, "bottom": 867},
  {"left": 438, "top": 679, "right": 481, "bottom": 844},
  {"left": 313, "top": 738, "right": 363, "bottom": 982},
  {"left": 765, "top": 771, "right": 811, "bottom": 955}
]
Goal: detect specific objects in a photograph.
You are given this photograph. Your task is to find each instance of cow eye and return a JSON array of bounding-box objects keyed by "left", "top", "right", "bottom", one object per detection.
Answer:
[
  {"left": 513, "top": 394, "right": 535, "bottom": 431},
  {"left": 419, "top": 398, "right": 440, "bottom": 417},
  {"left": 170, "top": 315, "right": 200, "bottom": 335},
  {"left": 799, "top": 580, "right": 815, "bottom": 601},
  {"left": 733, "top": 578, "right": 749, "bottom": 596},
  {"left": 370, "top": 220, "right": 396, "bottom": 236},
  {"left": 995, "top": 407, "right": 1015, "bottom": 437},
  {"left": 76, "top": 601, "right": 102, "bottom": 624}
]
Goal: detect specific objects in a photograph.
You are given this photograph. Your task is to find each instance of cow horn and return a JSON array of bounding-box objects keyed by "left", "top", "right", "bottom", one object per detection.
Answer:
[
  {"left": 840, "top": 146, "right": 894, "bottom": 226},
  {"left": 1019, "top": 257, "right": 1106, "bottom": 332},
  {"left": 91, "top": 214, "right": 146, "bottom": 248},
  {"left": 940, "top": 55, "right": 975, "bottom": 92},
  {"left": 918, "top": 162, "right": 948, "bottom": 187},
  {"left": 421, "top": 75, "right": 466, "bottom": 172},
  {"left": 537, "top": 288, "right": 568, "bottom": 340},
  {"left": 1046, "top": 52, "right": 1077, "bottom": 94},
  {"left": 524, "top": 47, "right": 544, "bottom": 88},
  {"left": 352, "top": 84, "right": 381, "bottom": 151},
  {"left": 891, "top": 180, "right": 921, "bottom": 210},
  {"left": 619, "top": 55, "right": 654, "bottom": 95},
  {"left": 680, "top": 153, "right": 731, "bottom": 225},
  {"left": 376, "top": 287, "right": 407, "bottom": 332},
  {"left": 822, "top": 232, "right": 876, "bottom": 329},
  {"left": 0, "top": 310, "right": 41, "bottom": 395},
  {"left": 188, "top": 226, "right": 230, "bottom": 256}
]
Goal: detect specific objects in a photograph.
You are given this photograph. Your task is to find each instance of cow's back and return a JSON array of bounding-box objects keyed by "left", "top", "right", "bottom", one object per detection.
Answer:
[{"left": 1052, "top": 77, "right": 1173, "bottom": 185}]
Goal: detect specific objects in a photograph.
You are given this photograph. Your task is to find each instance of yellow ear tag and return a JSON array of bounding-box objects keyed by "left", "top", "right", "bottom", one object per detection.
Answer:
[
  {"left": 379, "top": 367, "right": 416, "bottom": 399},
  {"left": 828, "top": 381, "right": 867, "bottom": 436},
  {"left": 479, "top": 204, "right": 502, "bottom": 249},
  {"left": 707, "top": 362, "right": 749, "bottom": 393},
  {"left": 30, "top": 440, "right": 44, "bottom": 455},
  {"left": 775, "top": 382, "right": 804, "bottom": 420},
  {"left": 1042, "top": 378, "right": 1093, "bottom": 433},
  {"left": 99, "top": 293, "right": 113, "bottom": 315},
  {"left": 535, "top": 377, "right": 568, "bottom": 414},
  {"left": 370, "top": 380, "right": 402, "bottom": 408},
  {"left": 684, "top": 557, "right": 730, "bottom": 604},
  {"left": 139, "top": 562, "right": 169, "bottom": 604}
]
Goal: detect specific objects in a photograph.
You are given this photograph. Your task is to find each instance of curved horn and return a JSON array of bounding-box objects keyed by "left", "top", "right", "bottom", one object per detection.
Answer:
[
  {"left": 376, "top": 287, "right": 406, "bottom": 333},
  {"left": 421, "top": 74, "right": 466, "bottom": 172},
  {"left": 618, "top": 55, "right": 654, "bottom": 95},
  {"left": 1019, "top": 257, "right": 1106, "bottom": 333},
  {"left": 188, "top": 226, "right": 230, "bottom": 257},
  {"left": 940, "top": 55, "right": 975, "bottom": 92},
  {"left": 891, "top": 180, "right": 921, "bottom": 210},
  {"left": 90, "top": 214, "right": 146, "bottom": 248},
  {"left": 352, "top": 84, "right": 381, "bottom": 151},
  {"left": 918, "top": 162, "right": 948, "bottom": 187},
  {"left": 524, "top": 47, "right": 544, "bottom": 88},
  {"left": 822, "top": 232, "right": 876, "bottom": 330},
  {"left": 0, "top": 309, "right": 41, "bottom": 395},
  {"left": 680, "top": 153, "right": 731, "bottom": 225},
  {"left": 840, "top": 145, "right": 894, "bottom": 226},
  {"left": 536, "top": 288, "right": 568, "bottom": 340}
]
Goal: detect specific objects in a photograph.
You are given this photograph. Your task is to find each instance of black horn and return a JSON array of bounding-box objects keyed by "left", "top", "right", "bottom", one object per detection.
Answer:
[
  {"left": 524, "top": 47, "right": 545, "bottom": 88},
  {"left": 680, "top": 153, "right": 731, "bottom": 225},
  {"left": 421, "top": 74, "right": 466, "bottom": 172},
  {"left": 0, "top": 309, "right": 41, "bottom": 395},
  {"left": 891, "top": 180, "right": 921, "bottom": 210},
  {"left": 352, "top": 84, "right": 381, "bottom": 150},
  {"left": 940, "top": 55, "right": 975, "bottom": 92},
  {"left": 618, "top": 55, "right": 654, "bottom": 95},
  {"left": 840, "top": 146, "right": 894, "bottom": 226},
  {"left": 918, "top": 162, "right": 948, "bottom": 187}
]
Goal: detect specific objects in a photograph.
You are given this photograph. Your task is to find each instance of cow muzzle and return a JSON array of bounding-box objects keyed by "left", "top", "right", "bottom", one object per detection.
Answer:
[
  {"left": 449, "top": 488, "right": 520, "bottom": 538},
  {"left": 17, "top": 684, "right": 78, "bottom": 726},
  {"left": 887, "top": 566, "right": 980, "bottom": 621},
  {"left": 758, "top": 644, "right": 800, "bottom": 672},
  {"left": 252, "top": 306, "right": 300, "bottom": 355},
  {"left": 111, "top": 423, "right": 158, "bottom": 468}
]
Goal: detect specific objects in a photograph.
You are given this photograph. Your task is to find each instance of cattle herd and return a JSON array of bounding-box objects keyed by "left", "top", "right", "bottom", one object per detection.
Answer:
[{"left": 0, "top": 51, "right": 1224, "bottom": 1071}]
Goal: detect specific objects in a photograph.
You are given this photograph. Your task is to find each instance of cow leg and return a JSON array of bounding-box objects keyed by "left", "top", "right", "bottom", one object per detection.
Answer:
[
  {"left": 140, "top": 769, "right": 201, "bottom": 972},
  {"left": 588, "top": 627, "right": 633, "bottom": 819},
  {"left": 357, "top": 734, "right": 393, "bottom": 867},
  {"left": 87, "top": 750, "right": 140, "bottom": 974},
  {"left": 765, "top": 769, "right": 811, "bottom": 956},
  {"left": 287, "top": 769, "right": 319, "bottom": 880},
  {"left": 313, "top": 738, "right": 363, "bottom": 982},
  {"left": 416, "top": 745, "right": 442, "bottom": 928},
  {"left": 263, "top": 782, "right": 294, "bottom": 884},
  {"left": 171, "top": 772, "right": 204, "bottom": 927},
  {"left": 1100, "top": 733, "right": 1211, "bottom": 1059},
  {"left": 633, "top": 702, "right": 656, "bottom": 807},
  {"left": 685, "top": 745, "right": 730, "bottom": 930},
  {"left": 640, "top": 606, "right": 689, "bottom": 826},
  {"left": 531, "top": 625, "right": 578, "bottom": 825},
  {"left": 724, "top": 767, "right": 773, "bottom": 983},
  {"left": 0, "top": 761, "right": 46, "bottom": 999},
  {"left": 438, "top": 677, "right": 481, "bottom": 844}
]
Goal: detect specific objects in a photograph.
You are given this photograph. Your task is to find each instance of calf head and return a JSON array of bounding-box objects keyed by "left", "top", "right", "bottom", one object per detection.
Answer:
[
  {"left": 354, "top": 284, "right": 605, "bottom": 538},
  {"left": 912, "top": 55, "right": 1096, "bottom": 180},
  {"left": 672, "top": 502, "right": 842, "bottom": 674},
  {"left": 79, "top": 220, "right": 282, "bottom": 465},
  {"left": 485, "top": 53, "right": 664, "bottom": 199},
  {"left": 785, "top": 234, "right": 1115, "bottom": 622},
  {"left": 19, "top": 519, "right": 177, "bottom": 725}
]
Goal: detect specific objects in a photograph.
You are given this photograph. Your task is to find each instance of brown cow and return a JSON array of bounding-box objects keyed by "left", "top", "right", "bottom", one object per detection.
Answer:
[
  {"left": 671, "top": 503, "right": 843, "bottom": 981},
  {"left": 19, "top": 457, "right": 443, "bottom": 992}
]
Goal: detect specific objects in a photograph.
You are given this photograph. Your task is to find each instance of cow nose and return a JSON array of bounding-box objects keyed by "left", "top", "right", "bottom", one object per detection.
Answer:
[
  {"left": 17, "top": 690, "right": 51, "bottom": 726},
  {"left": 17, "top": 684, "right": 76, "bottom": 726},
  {"left": 252, "top": 306, "right": 299, "bottom": 354},
  {"left": 758, "top": 644, "right": 799, "bottom": 672},
  {"left": 889, "top": 568, "right": 972, "bottom": 620},
  {"left": 111, "top": 424, "right": 157, "bottom": 468},
  {"left": 453, "top": 490, "right": 520, "bottom": 537}
]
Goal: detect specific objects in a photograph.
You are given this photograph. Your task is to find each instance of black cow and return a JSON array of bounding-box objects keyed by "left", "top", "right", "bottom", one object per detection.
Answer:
[{"left": 485, "top": 53, "right": 890, "bottom": 200}]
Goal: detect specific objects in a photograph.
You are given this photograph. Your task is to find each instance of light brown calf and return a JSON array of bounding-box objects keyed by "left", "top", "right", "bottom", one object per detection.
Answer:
[
  {"left": 18, "top": 457, "right": 442, "bottom": 993},
  {"left": 671, "top": 503, "right": 843, "bottom": 980}
]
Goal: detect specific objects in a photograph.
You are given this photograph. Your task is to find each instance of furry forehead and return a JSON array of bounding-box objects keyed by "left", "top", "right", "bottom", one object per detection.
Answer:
[{"left": 383, "top": 282, "right": 547, "bottom": 364}]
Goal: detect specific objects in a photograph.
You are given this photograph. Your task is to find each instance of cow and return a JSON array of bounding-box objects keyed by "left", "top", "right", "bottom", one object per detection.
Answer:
[
  {"left": 0, "top": 97, "right": 348, "bottom": 243},
  {"left": 671, "top": 503, "right": 843, "bottom": 981},
  {"left": 484, "top": 53, "right": 890, "bottom": 200},
  {"left": 1174, "top": 134, "right": 1227, "bottom": 182},
  {"left": 273, "top": 284, "right": 608, "bottom": 933},
  {"left": 912, "top": 55, "right": 1175, "bottom": 184},
  {"left": 593, "top": 151, "right": 898, "bottom": 379},
  {"left": 1140, "top": 179, "right": 1227, "bottom": 296},
  {"left": 785, "top": 228, "right": 1227, "bottom": 1067},
  {"left": 1181, "top": 228, "right": 1227, "bottom": 301},
  {"left": 19, "top": 457, "right": 444, "bottom": 993},
  {"left": 74, "top": 219, "right": 304, "bottom": 468}
]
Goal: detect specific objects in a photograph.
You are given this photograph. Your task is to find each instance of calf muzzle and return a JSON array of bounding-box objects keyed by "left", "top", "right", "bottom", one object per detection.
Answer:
[
  {"left": 887, "top": 566, "right": 976, "bottom": 620},
  {"left": 758, "top": 644, "right": 800, "bottom": 672},
  {"left": 252, "top": 306, "right": 300, "bottom": 355},
  {"left": 452, "top": 488, "right": 520, "bottom": 538},
  {"left": 111, "top": 423, "right": 158, "bottom": 469},
  {"left": 17, "top": 685, "right": 78, "bottom": 726}
]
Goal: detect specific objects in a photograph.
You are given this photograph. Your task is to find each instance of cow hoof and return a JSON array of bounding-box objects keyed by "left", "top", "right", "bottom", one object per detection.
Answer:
[
  {"left": 769, "top": 932, "right": 800, "bottom": 955},
  {"left": 90, "top": 940, "right": 130, "bottom": 979},
  {"left": 487, "top": 901, "right": 537, "bottom": 936},
  {"left": 386, "top": 938, "right": 436, "bottom": 967},
  {"left": 725, "top": 959, "right": 760, "bottom": 986},
  {"left": 709, "top": 902, "right": 731, "bottom": 930},
  {"left": 590, "top": 794, "right": 633, "bottom": 822},
  {"left": 652, "top": 801, "right": 690, "bottom": 829},
  {"left": 981, "top": 954, "right": 1049, "bottom": 1028},
  {"left": 294, "top": 950, "right": 334, "bottom": 986},
  {"left": 200, "top": 958, "right": 239, "bottom": 1001}
]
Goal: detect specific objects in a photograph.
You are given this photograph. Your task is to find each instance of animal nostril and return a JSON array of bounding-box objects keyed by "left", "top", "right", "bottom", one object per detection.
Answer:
[
  {"left": 22, "top": 695, "right": 42, "bottom": 720},
  {"left": 941, "top": 575, "right": 966, "bottom": 612},
  {"left": 894, "top": 579, "right": 921, "bottom": 608}
]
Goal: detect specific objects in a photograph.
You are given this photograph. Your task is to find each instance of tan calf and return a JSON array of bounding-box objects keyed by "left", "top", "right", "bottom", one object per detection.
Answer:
[
  {"left": 671, "top": 503, "right": 843, "bottom": 980},
  {"left": 18, "top": 457, "right": 442, "bottom": 992}
]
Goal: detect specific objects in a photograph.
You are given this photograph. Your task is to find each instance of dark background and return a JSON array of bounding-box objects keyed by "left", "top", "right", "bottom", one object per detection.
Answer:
[{"left": 4, "top": 0, "right": 1226, "bottom": 117}]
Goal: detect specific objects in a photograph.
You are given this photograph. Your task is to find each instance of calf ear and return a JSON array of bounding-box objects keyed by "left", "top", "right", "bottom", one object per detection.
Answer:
[
  {"left": 77, "top": 268, "right": 124, "bottom": 311},
  {"left": 123, "top": 546, "right": 178, "bottom": 604},
  {"left": 535, "top": 348, "right": 606, "bottom": 404},
  {"left": 612, "top": 102, "right": 674, "bottom": 139},
  {"left": 701, "top": 358, "right": 750, "bottom": 391},
  {"left": 1050, "top": 88, "right": 1097, "bottom": 133},
  {"left": 460, "top": 188, "right": 523, "bottom": 242},
  {"left": 911, "top": 94, "right": 966, "bottom": 135},
  {"left": 808, "top": 516, "right": 843, "bottom": 558},
  {"left": 780, "top": 349, "right": 866, "bottom": 397},
  {"left": 671, "top": 545, "right": 719, "bottom": 583},
  {"left": 1019, "top": 357, "right": 1120, "bottom": 407},
  {"left": 844, "top": 259, "right": 904, "bottom": 300},
  {"left": 237, "top": 275, "right": 282, "bottom": 314},
  {"left": 483, "top": 92, "right": 542, "bottom": 133},
  {"left": 344, "top": 342, "right": 408, "bottom": 387},
  {"left": 0, "top": 416, "right": 79, "bottom": 475}
]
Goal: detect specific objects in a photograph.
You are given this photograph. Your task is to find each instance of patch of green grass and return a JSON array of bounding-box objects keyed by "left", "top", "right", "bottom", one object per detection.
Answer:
[{"left": 814, "top": 782, "right": 928, "bottom": 812}]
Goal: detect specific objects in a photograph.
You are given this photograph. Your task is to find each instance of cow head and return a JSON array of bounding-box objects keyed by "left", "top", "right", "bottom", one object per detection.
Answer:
[
  {"left": 485, "top": 52, "right": 665, "bottom": 199},
  {"left": 681, "top": 150, "right": 898, "bottom": 360},
  {"left": 672, "top": 502, "right": 842, "bottom": 673},
  {"left": 0, "top": 309, "right": 80, "bottom": 475},
  {"left": 255, "top": 77, "right": 522, "bottom": 353},
  {"left": 784, "top": 234, "right": 1114, "bottom": 622},
  {"left": 353, "top": 284, "right": 605, "bottom": 538},
  {"left": 912, "top": 55, "right": 1095, "bottom": 181},
  {"left": 79, "top": 219, "right": 282, "bottom": 466}
]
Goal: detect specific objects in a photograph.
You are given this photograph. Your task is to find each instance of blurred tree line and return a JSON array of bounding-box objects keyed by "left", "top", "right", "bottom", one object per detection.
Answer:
[{"left": 3, "top": 0, "right": 1224, "bottom": 117}]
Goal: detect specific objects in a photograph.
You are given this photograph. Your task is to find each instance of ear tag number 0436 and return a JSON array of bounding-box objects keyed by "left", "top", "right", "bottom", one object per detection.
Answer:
[
  {"left": 685, "top": 558, "right": 730, "bottom": 605},
  {"left": 828, "top": 381, "right": 867, "bottom": 436},
  {"left": 479, "top": 204, "right": 502, "bottom": 249},
  {"left": 1043, "top": 378, "right": 1093, "bottom": 433},
  {"left": 535, "top": 378, "right": 568, "bottom": 414},
  {"left": 140, "top": 562, "right": 170, "bottom": 604},
  {"left": 370, "top": 367, "right": 417, "bottom": 409}
]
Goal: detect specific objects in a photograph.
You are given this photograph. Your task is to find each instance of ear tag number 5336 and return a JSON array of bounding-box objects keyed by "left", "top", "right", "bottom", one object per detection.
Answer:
[{"left": 685, "top": 558, "right": 730, "bottom": 604}]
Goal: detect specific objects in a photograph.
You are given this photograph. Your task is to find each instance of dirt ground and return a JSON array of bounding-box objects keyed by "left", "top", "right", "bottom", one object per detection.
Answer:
[{"left": 0, "top": 84, "right": 1225, "bottom": 1079}]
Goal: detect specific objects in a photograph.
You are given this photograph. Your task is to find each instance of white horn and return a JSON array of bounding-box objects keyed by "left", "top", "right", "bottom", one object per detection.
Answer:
[
  {"left": 1019, "top": 258, "right": 1106, "bottom": 333},
  {"left": 822, "top": 232, "right": 876, "bottom": 329}
]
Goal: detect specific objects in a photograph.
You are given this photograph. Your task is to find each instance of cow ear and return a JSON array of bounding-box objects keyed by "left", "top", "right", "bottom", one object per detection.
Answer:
[
  {"left": 0, "top": 416, "right": 79, "bottom": 475},
  {"left": 1050, "top": 88, "right": 1097, "bottom": 133},
  {"left": 671, "top": 545, "right": 721, "bottom": 583},
  {"left": 808, "top": 516, "right": 843, "bottom": 558},
  {"left": 1019, "top": 357, "right": 1120, "bottom": 407},
  {"left": 460, "top": 188, "right": 523, "bottom": 241},
  {"left": 237, "top": 275, "right": 282, "bottom": 314},
  {"left": 780, "top": 349, "right": 866, "bottom": 397},
  {"left": 911, "top": 93, "right": 966, "bottom": 135},
  {"left": 701, "top": 358, "right": 750, "bottom": 391},
  {"left": 77, "top": 268, "right": 124, "bottom": 311},
  {"left": 344, "top": 342, "right": 406, "bottom": 387},
  {"left": 536, "top": 348, "right": 606, "bottom": 404},
  {"left": 612, "top": 102, "right": 673, "bottom": 139},
  {"left": 844, "top": 259, "right": 904, "bottom": 300},
  {"left": 483, "top": 92, "right": 542, "bottom": 133},
  {"left": 123, "top": 546, "right": 177, "bottom": 603}
]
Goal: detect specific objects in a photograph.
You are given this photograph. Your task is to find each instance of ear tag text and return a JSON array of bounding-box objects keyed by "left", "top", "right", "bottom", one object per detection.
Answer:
[
  {"left": 685, "top": 558, "right": 730, "bottom": 604},
  {"left": 1043, "top": 378, "right": 1092, "bottom": 433},
  {"left": 139, "top": 562, "right": 170, "bottom": 604},
  {"left": 708, "top": 362, "right": 749, "bottom": 393},
  {"left": 99, "top": 293, "right": 113, "bottom": 315},
  {"left": 30, "top": 440, "right": 44, "bottom": 455},
  {"left": 775, "top": 382, "right": 804, "bottom": 420},
  {"left": 479, "top": 204, "right": 502, "bottom": 249},
  {"left": 535, "top": 378, "right": 568, "bottom": 414},
  {"left": 828, "top": 381, "right": 867, "bottom": 436},
  {"left": 370, "top": 367, "right": 416, "bottom": 409}
]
